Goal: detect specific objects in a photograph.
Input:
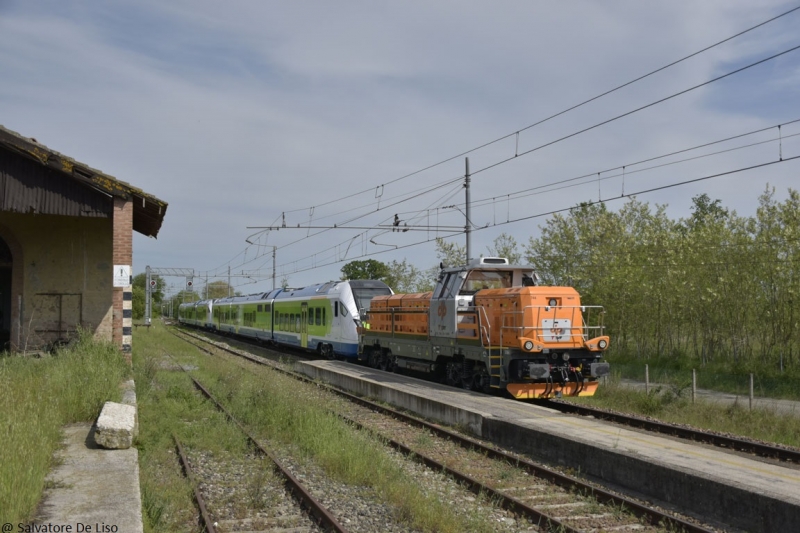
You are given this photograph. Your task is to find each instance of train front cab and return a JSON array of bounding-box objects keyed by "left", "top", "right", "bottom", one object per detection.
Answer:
[{"left": 475, "top": 286, "right": 610, "bottom": 399}]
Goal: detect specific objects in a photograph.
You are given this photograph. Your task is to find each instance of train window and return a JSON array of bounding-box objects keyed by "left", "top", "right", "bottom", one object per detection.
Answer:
[
  {"left": 436, "top": 274, "right": 452, "bottom": 298},
  {"left": 296, "top": 316, "right": 301, "bottom": 331},
  {"left": 341, "top": 305, "right": 348, "bottom": 317},
  {"left": 308, "top": 307, "right": 313, "bottom": 325},
  {"left": 264, "top": 304, "right": 271, "bottom": 313},
  {"left": 334, "top": 301, "right": 338, "bottom": 317},
  {"left": 290, "top": 314, "right": 295, "bottom": 332},
  {"left": 322, "top": 308, "right": 326, "bottom": 326},
  {"left": 257, "top": 305, "right": 262, "bottom": 312},
  {"left": 315, "top": 308, "right": 321, "bottom": 326}
]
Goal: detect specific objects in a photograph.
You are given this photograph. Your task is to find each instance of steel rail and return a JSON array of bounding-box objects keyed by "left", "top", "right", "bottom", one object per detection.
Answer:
[
  {"left": 170, "top": 327, "right": 713, "bottom": 533},
  {"left": 338, "top": 414, "right": 579, "bottom": 533},
  {"left": 179, "top": 326, "right": 800, "bottom": 466},
  {"left": 549, "top": 400, "right": 800, "bottom": 464},
  {"left": 166, "top": 352, "right": 349, "bottom": 533},
  {"left": 173, "top": 434, "right": 217, "bottom": 533}
]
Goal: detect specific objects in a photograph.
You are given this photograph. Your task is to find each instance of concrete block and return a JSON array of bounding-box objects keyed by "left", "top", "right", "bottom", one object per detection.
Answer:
[
  {"left": 121, "top": 379, "right": 137, "bottom": 405},
  {"left": 95, "top": 401, "right": 137, "bottom": 449}
]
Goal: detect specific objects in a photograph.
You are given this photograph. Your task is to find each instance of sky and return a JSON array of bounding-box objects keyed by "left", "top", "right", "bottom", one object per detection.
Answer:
[{"left": 1, "top": 1, "right": 799, "bottom": 297}]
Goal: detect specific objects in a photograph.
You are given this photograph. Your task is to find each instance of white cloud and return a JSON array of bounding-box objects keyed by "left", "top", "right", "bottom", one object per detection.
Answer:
[{"left": 0, "top": 0, "right": 798, "bottom": 293}]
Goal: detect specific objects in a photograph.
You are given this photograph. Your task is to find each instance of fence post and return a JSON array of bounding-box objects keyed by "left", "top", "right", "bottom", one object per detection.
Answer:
[
  {"left": 645, "top": 364, "right": 649, "bottom": 395},
  {"left": 749, "top": 373, "right": 754, "bottom": 411},
  {"left": 692, "top": 369, "right": 696, "bottom": 404}
]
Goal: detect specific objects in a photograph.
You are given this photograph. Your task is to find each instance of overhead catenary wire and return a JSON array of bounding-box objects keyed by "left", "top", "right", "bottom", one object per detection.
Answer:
[
  {"left": 201, "top": 6, "right": 800, "bottom": 284},
  {"left": 261, "top": 154, "right": 800, "bottom": 280},
  {"left": 268, "top": 4, "right": 800, "bottom": 219},
  {"left": 218, "top": 120, "right": 800, "bottom": 285},
  {"left": 270, "top": 41, "right": 800, "bottom": 258},
  {"left": 267, "top": 120, "right": 800, "bottom": 275}
]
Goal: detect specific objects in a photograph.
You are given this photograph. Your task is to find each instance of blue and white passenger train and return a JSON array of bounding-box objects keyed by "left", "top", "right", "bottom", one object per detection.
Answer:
[{"left": 177, "top": 280, "right": 393, "bottom": 359}]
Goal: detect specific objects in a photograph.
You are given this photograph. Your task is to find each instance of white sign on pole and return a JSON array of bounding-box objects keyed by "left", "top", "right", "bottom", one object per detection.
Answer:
[{"left": 114, "top": 265, "right": 132, "bottom": 287}]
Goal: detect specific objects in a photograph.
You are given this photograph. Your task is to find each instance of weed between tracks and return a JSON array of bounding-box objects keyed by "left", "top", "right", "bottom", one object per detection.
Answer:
[
  {"left": 135, "top": 322, "right": 503, "bottom": 533},
  {"left": 0, "top": 333, "right": 129, "bottom": 524}
]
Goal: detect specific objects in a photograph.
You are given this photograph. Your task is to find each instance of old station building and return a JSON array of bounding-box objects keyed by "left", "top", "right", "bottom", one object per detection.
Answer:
[{"left": 0, "top": 125, "right": 167, "bottom": 356}]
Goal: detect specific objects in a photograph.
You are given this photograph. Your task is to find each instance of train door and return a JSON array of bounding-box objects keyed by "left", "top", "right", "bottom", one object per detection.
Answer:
[{"left": 300, "top": 302, "right": 308, "bottom": 349}]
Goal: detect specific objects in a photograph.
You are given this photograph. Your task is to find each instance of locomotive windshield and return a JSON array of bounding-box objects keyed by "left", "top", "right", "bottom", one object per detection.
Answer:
[{"left": 460, "top": 270, "right": 513, "bottom": 294}]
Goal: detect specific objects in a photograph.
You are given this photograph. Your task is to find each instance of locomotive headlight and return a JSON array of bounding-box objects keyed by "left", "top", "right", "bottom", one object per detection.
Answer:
[
  {"left": 524, "top": 340, "right": 534, "bottom": 351},
  {"left": 598, "top": 339, "right": 608, "bottom": 349},
  {"left": 562, "top": 353, "right": 570, "bottom": 361},
  {"left": 549, "top": 298, "right": 557, "bottom": 307}
]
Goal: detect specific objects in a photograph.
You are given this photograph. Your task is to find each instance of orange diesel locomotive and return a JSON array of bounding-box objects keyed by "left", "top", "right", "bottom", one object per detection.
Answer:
[{"left": 358, "top": 257, "right": 610, "bottom": 399}]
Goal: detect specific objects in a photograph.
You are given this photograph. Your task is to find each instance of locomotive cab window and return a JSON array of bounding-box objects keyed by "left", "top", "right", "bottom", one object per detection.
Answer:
[
  {"left": 461, "top": 270, "right": 512, "bottom": 294},
  {"left": 340, "top": 305, "right": 348, "bottom": 317}
]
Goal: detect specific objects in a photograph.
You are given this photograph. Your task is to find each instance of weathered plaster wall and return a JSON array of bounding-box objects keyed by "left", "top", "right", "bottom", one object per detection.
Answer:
[{"left": 0, "top": 212, "right": 113, "bottom": 350}]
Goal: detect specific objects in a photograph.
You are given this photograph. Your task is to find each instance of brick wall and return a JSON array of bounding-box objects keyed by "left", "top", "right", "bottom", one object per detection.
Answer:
[{"left": 112, "top": 198, "right": 133, "bottom": 362}]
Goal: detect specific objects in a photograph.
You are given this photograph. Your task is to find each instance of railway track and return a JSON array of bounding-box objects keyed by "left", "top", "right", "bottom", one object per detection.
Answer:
[
  {"left": 176, "top": 324, "right": 800, "bottom": 467},
  {"left": 168, "top": 355, "right": 346, "bottom": 533},
  {"left": 547, "top": 399, "right": 800, "bottom": 464},
  {"left": 170, "top": 326, "right": 719, "bottom": 532}
]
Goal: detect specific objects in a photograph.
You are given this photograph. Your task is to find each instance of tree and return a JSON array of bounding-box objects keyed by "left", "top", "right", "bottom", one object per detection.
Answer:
[
  {"left": 131, "top": 272, "right": 164, "bottom": 321},
  {"left": 131, "top": 286, "right": 145, "bottom": 320},
  {"left": 132, "top": 272, "right": 163, "bottom": 303},
  {"left": 341, "top": 259, "right": 389, "bottom": 281},
  {"left": 487, "top": 233, "right": 521, "bottom": 263},
  {"left": 383, "top": 259, "right": 435, "bottom": 293},
  {"left": 202, "top": 280, "right": 235, "bottom": 299},
  {"left": 434, "top": 237, "right": 466, "bottom": 268}
]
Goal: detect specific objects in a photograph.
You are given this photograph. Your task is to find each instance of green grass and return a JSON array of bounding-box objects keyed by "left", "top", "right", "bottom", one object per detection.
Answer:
[
  {"left": 567, "top": 374, "right": 800, "bottom": 448},
  {"left": 0, "top": 332, "right": 129, "bottom": 524},
  {"left": 133, "top": 324, "right": 251, "bottom": 533},
  {"left": 608, "top": 359, "right": 800, "bottom": 400},
  {"left": 137, "top": 322, "right": 507, "bottom": 533}
]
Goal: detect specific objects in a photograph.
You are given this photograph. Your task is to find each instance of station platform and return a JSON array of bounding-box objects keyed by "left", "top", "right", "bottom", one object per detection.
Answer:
[
  {"left": 297, "top": 360, "right": 800, "bottom": 533},
  {"left": 34, "top": 423, "right": 143, "bottom": 533}
]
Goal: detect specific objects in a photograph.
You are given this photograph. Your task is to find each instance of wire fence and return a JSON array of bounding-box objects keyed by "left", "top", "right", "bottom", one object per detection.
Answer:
[{"left": 610, "top": 362, "right": 800, "bottom": 402}]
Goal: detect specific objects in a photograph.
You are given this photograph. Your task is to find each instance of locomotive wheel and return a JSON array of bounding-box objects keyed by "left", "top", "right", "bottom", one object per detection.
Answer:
[
  {"left": 380, "top": 352, "right": 396, "bottom": 372},
  {"left": 368, "top": 350, "right": 380, "bottom": 369},
  {"left": 472, "top": 367, "right": 492, "bottom": 394},
  {"left": 444, "top": 361, "right": 462, "bottom": 387}
]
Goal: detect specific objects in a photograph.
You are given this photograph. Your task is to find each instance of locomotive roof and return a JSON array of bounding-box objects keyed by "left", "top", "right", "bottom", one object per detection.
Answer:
[{"left": 441, "top": 257, "right": 535, "bottom": 274}]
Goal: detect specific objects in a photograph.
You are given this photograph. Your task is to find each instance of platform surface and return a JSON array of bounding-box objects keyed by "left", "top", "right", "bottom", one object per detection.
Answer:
[
  {"left": 298, "top": 360, "right": 800, "bottom": 510},
  {"left": 35, "top": 423, "right": 143, "bottom": 533}
]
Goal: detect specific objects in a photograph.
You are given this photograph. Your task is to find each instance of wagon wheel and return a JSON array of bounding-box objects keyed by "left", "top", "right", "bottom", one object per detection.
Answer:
[{"left": 320, "top": 343, "right": 335, "bottom": 360}]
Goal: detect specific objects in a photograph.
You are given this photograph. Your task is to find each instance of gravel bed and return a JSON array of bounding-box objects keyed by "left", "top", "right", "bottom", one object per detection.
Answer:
[
  {"left": 187, "top": 449, "right": 323, "bottom": 533},
  {"left": 339, "top": 399, "right": 731, "bottom": 532},
  {"left": 268, "top": 440, "right": 540, "bottom": 533},
  {"left": 177, "top": 330, "right": 724, "bottom": 531}
]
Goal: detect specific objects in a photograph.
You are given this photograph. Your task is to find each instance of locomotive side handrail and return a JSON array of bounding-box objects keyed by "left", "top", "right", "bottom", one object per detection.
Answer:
[{"left": 498, "top": 305, "right": 605, "bottom": 346}]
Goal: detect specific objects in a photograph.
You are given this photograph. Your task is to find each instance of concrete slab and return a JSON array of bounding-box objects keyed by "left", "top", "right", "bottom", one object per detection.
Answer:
[
  {"left": 35, "top": 423, "right": 143, "bottom": 533},
  {"left": 297, "top": 360, "right": 800, "bottom": 533}
]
